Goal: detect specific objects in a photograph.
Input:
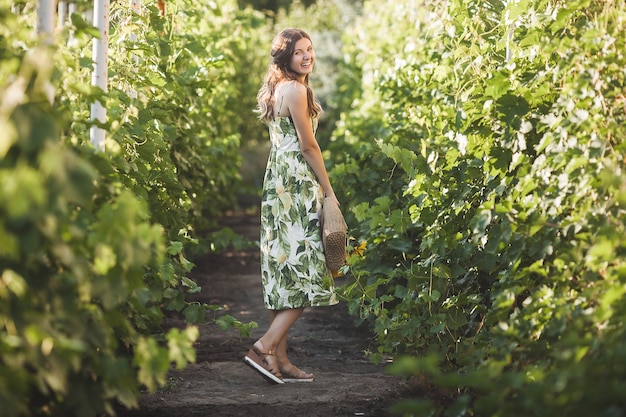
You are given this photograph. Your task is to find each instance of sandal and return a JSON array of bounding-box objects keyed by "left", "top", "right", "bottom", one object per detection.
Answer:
[
  {"left": 243, "top": 342, "right": 284, "bottom": 384},
  {"left": 280, "top": 363, "right": 315, "bottom": 383}
]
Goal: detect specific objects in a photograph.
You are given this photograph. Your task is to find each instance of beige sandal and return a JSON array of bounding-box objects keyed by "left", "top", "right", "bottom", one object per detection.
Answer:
[
  {"left": 280, "top": 363, "right": 315, "bottom": 383},
  {"left": 243, "top": 342, "right": 284, "bottom": 384}
]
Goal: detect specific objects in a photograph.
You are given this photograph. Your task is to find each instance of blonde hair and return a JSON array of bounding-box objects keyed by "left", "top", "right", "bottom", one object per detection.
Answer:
[{"left": 256, "top": 28, "right": 323, "bottom": 123}]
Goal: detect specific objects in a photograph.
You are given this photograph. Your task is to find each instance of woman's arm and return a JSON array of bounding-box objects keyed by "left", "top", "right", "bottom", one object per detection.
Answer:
[{"left": 283, "top": 82, "right": 338, "bottom": 205}]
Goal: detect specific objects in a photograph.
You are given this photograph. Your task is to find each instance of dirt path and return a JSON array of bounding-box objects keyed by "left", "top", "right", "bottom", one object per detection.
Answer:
[{"left": 117, "top": 209, "right": 411, "bottom": 417}]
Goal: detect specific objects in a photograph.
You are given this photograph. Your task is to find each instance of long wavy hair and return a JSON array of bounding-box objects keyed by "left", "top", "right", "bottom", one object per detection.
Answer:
[{"left": 256, "top": 28, "right": 323, "bottom": 123}]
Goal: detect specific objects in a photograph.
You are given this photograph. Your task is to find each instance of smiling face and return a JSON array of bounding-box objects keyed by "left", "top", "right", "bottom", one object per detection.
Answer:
[{"left": 288, "top": 37, "right": 315, "bottom": 80}]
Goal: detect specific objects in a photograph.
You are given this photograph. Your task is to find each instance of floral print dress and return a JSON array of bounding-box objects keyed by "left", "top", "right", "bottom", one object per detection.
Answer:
[{"left": 260, "top": 116, "right": 338, "bottom": 310}]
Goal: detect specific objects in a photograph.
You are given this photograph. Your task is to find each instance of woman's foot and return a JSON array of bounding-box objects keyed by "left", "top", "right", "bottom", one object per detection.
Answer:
[
  {"left": 279, "top": 362, "right": 315, "bottom": 382},
  {"left": 243, "top": 341, "right": 284, "bottom": 384}
]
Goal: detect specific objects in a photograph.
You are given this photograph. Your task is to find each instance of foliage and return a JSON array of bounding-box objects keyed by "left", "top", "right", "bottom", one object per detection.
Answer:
[
  {"left": 7, "top": 0, "right": 626, "bottom": 415},
  {"left": 0, "top": 43, "right": 197, "bottom": 416},
  {"left": 61, "top": 0, "right": 256, "bottom": 234},
  {"left": 0, "top": 0, "right": 264, "bottom": 415},
  {"left": 238, "top": 0, "right": 317, "bottom": 14},
  {"left": 331, "top": 0, "right": 626, "bottom": 415}
]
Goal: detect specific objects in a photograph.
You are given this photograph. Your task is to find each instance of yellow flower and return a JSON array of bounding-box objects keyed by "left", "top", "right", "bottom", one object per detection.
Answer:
[
  {"left": 353, "top": 241, "right": 367, "bottom": 257},
  {"left": 332, "top": 269, "right": 344, "bottom": 278}
]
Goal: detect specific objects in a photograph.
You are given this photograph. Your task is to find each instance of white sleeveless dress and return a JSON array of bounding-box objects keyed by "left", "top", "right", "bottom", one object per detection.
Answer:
[{"left": 259, "top": 113, "right": 338, "bottom": 310}]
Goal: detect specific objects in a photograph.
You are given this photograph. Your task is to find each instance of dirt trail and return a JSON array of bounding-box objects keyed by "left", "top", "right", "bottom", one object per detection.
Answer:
[{"left": 117, "top": 208, "right": 411, "bottom": 417}]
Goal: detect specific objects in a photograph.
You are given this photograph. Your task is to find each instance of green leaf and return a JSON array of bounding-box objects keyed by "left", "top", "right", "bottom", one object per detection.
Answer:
[
  {"left": 133, "top": 337, "right": 169, "bottom": 392},
  {"left": 167, "top": 241, "right": 184, "bottom": 255},
  {"left": 183, "top": 303, "right": 205, "bottom": 323},
  {"left": 484, "top": 72, "right": 510, "bottom": 100},
  {"left": 470, "top": 209, "right": 492, "bottom": 237},
  {"left": 167, "top": 327, "right": 199, "bottom": 369}
]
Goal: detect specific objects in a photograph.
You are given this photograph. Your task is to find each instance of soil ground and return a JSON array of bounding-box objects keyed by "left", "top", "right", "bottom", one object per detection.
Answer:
[{"left": 117, "top": 206, "right": 415, "bottom": 417}]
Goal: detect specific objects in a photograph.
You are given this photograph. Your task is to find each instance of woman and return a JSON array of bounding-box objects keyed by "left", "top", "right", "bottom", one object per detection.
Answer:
[{"left": 243, "top": 28, "right": 339, "bottom": 384}]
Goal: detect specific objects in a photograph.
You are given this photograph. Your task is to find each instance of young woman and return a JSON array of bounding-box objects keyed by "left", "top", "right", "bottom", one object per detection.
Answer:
[{"left": 243, "top": 28, "right": 339, "bottom": 384}]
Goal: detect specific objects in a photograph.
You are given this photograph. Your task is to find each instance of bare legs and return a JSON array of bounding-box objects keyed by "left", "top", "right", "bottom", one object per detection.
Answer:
[
  {"left": 257, "top": 308, "right": 304, "bottom": 355},
  {"left": 253, "top": 308, "right": 314, "bottom": 380},
  {"left": 260, "top": 308, "right": 315, "bottom": 380},
  {"left": 244, "top": 308, "right": 304, "bottom": 383}
]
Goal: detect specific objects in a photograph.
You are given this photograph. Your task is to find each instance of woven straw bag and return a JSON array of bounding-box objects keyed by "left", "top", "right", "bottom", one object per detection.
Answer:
[{"left": 319, "top": 197, "right": 348, "bottom": 272}]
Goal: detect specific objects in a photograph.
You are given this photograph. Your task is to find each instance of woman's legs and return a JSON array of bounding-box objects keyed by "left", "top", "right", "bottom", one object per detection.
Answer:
[
  {"left": 267, "top": 310, "right": 287, "bottom": 355},
  {"left": 245, "top": 308, "right": 304, "bottom": 383},
  {"left": 262, "top": 309, "right": 314, "bottom": 380},
  {"left": 256, "top": 308, "right": 304, "bottom": 354},
  {"left": 247, "top": 307, "right": 314, "bottom": 381}
]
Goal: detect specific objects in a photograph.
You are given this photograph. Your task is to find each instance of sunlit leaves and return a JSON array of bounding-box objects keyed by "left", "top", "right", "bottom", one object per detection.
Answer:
[
  {"left": 167, "top": 327, "right": 199, "bottom": 369},
  {"left": 134, "top": 337, "right": 170, "bottom": 392},
  {"left": 0, "top": 0, "right": 264, "bottom": 415},
  {"left": 0, "top": 165, "right": 46, "bottom": 220},
  {"left": 331, "top": 0, "right": 626, "bottom": 415}
]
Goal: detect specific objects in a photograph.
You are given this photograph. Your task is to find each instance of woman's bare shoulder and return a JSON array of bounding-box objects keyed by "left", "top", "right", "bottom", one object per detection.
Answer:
[
  {"left": 275, "top": 81, "right": 307, "bottom": 118},
  {"left": 282, "top": 81, "right": 307, "bottom": 106},
  {"left": 275, "top": 81, "right": 304, "bottom": 104},
  {"left": 281, "top": 80, "right": 306, "bottom": 96}
]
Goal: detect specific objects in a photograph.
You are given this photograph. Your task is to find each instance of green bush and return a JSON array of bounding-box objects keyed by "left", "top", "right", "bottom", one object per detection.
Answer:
[
  {"left": 0, "top": 0, "right": 264, "bottom": 415},
  {"left": 332, "top": 0, "right": 626, "bottom": 415},
  {"left": 0, "top": 45, "right": 198, "bottom": 416}
]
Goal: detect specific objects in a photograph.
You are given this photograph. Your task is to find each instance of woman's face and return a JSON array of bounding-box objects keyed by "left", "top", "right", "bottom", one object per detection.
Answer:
[{"left": 289, "top": 37, "right": 315, "bottom": 79}]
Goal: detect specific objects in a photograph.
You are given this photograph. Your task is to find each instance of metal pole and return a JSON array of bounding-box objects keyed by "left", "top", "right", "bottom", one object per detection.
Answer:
[
  {"left": 90, "top": 0, "right": 110, "bottom": 152},
  {"left": 36, "top": 0, "right": 55, "bottom": 104},
  {"left": 57, "top": 1, "right": 67, "bottom": 28},
  {"left": 68, "top": 2, "right": 77, "bottom": 46},
  {"left": 505, "top": 24, "right": 514, "bottom": 62},
  {"left": 129, "top": 0, "right": 141, "bottom": 99},
  {"left": 37, "top": 0, "right": 55, "bottom": 39}
]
